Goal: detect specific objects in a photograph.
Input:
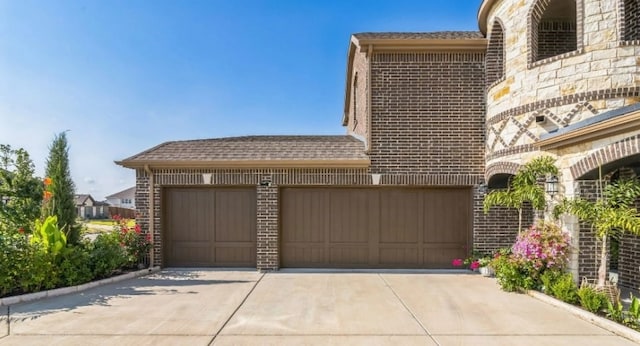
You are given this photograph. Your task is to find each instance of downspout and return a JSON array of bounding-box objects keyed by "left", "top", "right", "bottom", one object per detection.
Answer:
[
  {"left": 366, "top": 44, "right": 373, "bottom": 154},
  {"left": 144, "top": 165, "right": 155, "bottom": 268}
]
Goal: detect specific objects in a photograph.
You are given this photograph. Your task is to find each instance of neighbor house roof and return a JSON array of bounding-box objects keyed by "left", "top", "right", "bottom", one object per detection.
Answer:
[
  {"left": 343, "top": 31, "right": 487, "bottom": 126},
  {"left": 116, "top": 135, "right": 370, "bottom": 169},
  {"left": 74, "top": 194, "right": 94, "bottom": 206},
  {"left": 106, "top": 186, "right": 135, "bottom": 200}
]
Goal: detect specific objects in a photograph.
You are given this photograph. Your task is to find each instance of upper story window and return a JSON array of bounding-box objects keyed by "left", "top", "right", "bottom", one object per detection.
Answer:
[
  {"left": 530, "top": 0, "right": 577, "bottom": 63},
  {"left": 486, "top": 20, "right": 505, "bottom": 87},
  {"left": 623, "top": 0, "right": 640, "bottom": 41}
]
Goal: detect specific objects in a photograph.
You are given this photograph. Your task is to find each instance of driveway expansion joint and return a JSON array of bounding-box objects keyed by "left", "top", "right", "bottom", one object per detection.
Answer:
[
  {"left": 377, "top": 274, "right": 440, "bottom": 346},
  {"left": 208, "top": 272, "right": 265, "bottom": 346}
]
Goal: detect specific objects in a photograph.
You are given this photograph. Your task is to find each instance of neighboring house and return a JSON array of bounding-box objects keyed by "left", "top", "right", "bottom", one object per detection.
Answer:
[
  {"left": 75, "top": 194, "right": 109, "bottom": 219},
  {"left": 106, "top": 187, "right": 136, "bottom": 209},
  {"left": 118, "top": 0, "right": 640, "bottom": 289}
]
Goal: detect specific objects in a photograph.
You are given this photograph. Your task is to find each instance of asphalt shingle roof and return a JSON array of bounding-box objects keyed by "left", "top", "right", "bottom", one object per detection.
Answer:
[
  {"left": 118, "top": 135, "right": 368, "bottom": 166},
  {"left": 353, "top": 31, "right": 484, "bottom": 40}
]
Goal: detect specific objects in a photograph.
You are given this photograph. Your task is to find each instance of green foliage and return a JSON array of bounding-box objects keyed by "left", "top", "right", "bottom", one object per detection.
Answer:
[
  {"left": 89, "top": 232, "right": 127, "bottom": 279},
  {"left": 484, "top": 156, "right": 558, "bottom": 231},
  {"left": 607, "top": 299, "right": 625, "bottom": 323},
  {"left": 577, "top": 286, "right": 608, "bottom": 313},
  {"left": 58, "top": 245, "right": 93, "bottom": 286},
  {"left": 555, "top": 178, "right": 640, "bottom": 286},
  {"left": 491, "top": 249, "right": 535, "bottom": 292},
  {"left": 540, "top": 270, "right": 578, "bottom": 304},
  {"left": 31, "top": 215, "right": 67, "bottom": 257},
  {"left": 625, "top": 295, "right": 640, "bottom": 328},
  {"left": 0, "top": 144, "right": 43, "bottom": 233},
  {"left": 43, "top": 132, "right": 80, "bottom": 244}
]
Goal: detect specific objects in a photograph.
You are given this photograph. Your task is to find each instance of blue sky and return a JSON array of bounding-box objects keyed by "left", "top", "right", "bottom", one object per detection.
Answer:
[{"left": 0, "top": 0, "right": 480, "bottom": 200}]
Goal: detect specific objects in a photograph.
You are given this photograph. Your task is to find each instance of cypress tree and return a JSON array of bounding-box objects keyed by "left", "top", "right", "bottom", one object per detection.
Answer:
[{"left": 43, "top": 132, "right": 79, "bottom": 244}]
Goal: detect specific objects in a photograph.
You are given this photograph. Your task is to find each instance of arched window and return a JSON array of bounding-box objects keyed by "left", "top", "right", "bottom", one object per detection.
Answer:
[
  {"left": 486, "top": 20, "right": 505, "bottom": 87},
  {"left": 530, "top": 0, "right": 577, "bottom": 63},
  {"left": 623, "top": 0, "right": 640, "bottom": 41}
]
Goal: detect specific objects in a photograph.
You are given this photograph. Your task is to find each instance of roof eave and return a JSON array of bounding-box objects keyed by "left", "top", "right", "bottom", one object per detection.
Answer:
[
  {"left": 536, "top": 109, "right": 640, "bottom": 150},
  {"left": 116, "top": 159, "right": 371, "bottom": 170},
  {"left": 478, "top": 0, "right": 497, "bottom": 35},
  {"left": 356, "top": 38, "right": 487, "bottom": 52}
]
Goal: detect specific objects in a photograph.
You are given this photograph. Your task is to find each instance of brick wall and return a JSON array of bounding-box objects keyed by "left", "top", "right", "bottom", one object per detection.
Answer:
[
  {"left": 346, "top": 50, "right": 369, "bottom": 140},
  {"left": 369, "top": 52, "right": 485, "bottom": 176},
  {"left": 536, "top": 20, "right": 577, "bottom": 61},
  {"left": 623, "top": 0, "right": 640, "bottom": 41},
  {"left": 575, "top": 180, "right": 600, "bottom": 281},
  {"left": 473, "top": 187, "right": 534, "bottom": 255},
  {"left": 619, "top": 233, "right": 640, "bottom": 289},
  {"left": 486, "top": 21, "right": 505, "bottom": 87},
  {"left": 256, "top": 177, "right": 279, "bottom": 270}
]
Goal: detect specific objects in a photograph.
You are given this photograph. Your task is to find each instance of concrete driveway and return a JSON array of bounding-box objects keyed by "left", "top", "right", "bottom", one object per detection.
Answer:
[{"left": 0, "top": 269, "right": 636, "bottom": 345}]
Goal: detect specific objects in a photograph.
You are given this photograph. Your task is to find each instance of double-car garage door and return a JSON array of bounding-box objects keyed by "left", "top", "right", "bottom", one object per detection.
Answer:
[{"left": 163, "top": 187, "right": 471, "bottom": 268}]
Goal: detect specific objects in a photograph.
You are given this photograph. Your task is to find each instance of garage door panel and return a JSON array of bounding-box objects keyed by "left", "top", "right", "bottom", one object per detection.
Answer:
[
  {"left": 379, "top": 248, "right": 419, "bottom": 266},
  {"left": 215, "top": 189, "right": 256, "bottom": 243},
  {"left": 329, "top": 189, "right": 371, "bottom": 243},
  {"left": 330, "top": 246, "right": 368, "bottom": 266},
  {"left": 380, "top": 190, "right": 420, "bottom": 244},
  {"left": 164, "top": 187, "right": 256, "bottom": 267},
  {"left": 281, "top": 187, "right": 471, "bottom": 269}
]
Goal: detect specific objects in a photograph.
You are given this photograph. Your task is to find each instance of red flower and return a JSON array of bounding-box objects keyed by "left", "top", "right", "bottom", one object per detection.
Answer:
[
  {"left": 18, "top": 227, "right": 24, "bottom": 234},
  {"left": 452, "top": 258, "right": 463, "bottom": 266},
  {"left": 145, "top": 234, "right": 151, "bottom": 241},
  {"left": 470, "top": 260, "right": 480, "bottom": 270},
  {"left": 134, "top": 224, "right": 141, "bottom": 234}
]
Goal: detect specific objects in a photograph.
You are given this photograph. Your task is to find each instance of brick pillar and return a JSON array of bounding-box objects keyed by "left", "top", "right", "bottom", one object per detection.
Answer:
[
  {"left": 256, "top": 176, "right": 279, "bottom": 271},
  {"left": 575, "top": 180, "right": 600, "bottom": 281}
]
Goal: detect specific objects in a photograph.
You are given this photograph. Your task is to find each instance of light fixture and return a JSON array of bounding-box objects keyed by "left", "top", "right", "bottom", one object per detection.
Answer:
[
  {"left": 371, "top": 174, "right": 382, "bottom": 185},
  {"left": 478, "top": 183, "right": 488, "bottom": 194},
  {"left": 545, "top": 175, "right": 559, "bottom": 197},
  {"left": 202, "top": 173, "right": 212, "bottom": 184}
]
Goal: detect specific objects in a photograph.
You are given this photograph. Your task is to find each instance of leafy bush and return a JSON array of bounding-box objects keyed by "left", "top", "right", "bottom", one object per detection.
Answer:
[
  {"left": 577, "top": 286, "right": 608, "bottom": 313},
  {"left": 112, "top": 216, "right": 151, "bottom": 268},
  {"left": 492, "top": 222, "right": 571, "bottom": 292},
  {"left": 58, "top": 244, "right": 92, "bottom": 286},
  {"left": 491, "top": 249, "right": 535, "bottom": 292},
  {"left": 89, "top": 231, "right": 127, "bottom": 279},
  {"left": 540, "top": 270, "right": 578, "bottom": 304}
]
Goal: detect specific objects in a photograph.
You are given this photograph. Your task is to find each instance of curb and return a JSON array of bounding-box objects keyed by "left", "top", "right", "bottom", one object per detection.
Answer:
[
  {"left": 528, "top": 290, "right": 640, "bottom": 344},
  {"left": 0, "top": 266, "right": 161, "bottom": 307}
]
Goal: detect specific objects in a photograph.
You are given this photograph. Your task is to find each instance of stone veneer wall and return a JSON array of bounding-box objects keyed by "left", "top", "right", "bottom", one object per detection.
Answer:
[{"left": 483, "top": 0, "right": 640, "bottom": 191}]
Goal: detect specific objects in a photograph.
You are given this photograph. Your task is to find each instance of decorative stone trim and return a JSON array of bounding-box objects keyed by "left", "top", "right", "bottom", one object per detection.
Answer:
[
  {"left": 485, "top": 144, "right": 537, "bottom": 161},
  {"left": 485, "top": 162, "right": 521, "bottom": 182},
  {"left": 569, "top": 134, "right": 640, "bottom": 179},
  {"left": 487, "top": 86, "right": 640, "bottom": 126}
]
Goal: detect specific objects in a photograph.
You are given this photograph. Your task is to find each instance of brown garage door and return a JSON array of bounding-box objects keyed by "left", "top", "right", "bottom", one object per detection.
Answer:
[
  {"left": 281, "top": 187, "right": 471, "bottom": 268},
  {"left": 163, "top": 187, "right": 256, "bottom": 267}
]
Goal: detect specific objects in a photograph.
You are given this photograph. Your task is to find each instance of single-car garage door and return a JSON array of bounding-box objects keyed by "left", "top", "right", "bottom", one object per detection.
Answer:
[
  {"left": 163, "top": 187, "right": 256, "bottom": 267},
  {"left": 281, "top": 187, "right": 471, "bottom": 268}
]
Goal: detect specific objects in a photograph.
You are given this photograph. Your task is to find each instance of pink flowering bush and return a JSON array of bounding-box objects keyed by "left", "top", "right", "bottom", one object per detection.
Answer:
[
  {"left": 512, "top": 222, "right": 571, "bottom": 272},
  {"left": 492, "top": 222, "right": 571, "bottom": 292}
]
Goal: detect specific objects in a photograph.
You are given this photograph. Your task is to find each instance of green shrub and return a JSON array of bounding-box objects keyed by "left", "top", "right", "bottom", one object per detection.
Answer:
[
  {"left": 547, "top": 273, "right": 578, "bottom": 304},
  {"left": 0, "top": 232, "right": 29, "bottom": 295},
  {"left": 491, "top": 249, "right": 535, "bottom": 292},
  {"left": 58, "top": 244, "right": 93, "bottom": 286},
  {"left": 16, "top": 242, "right": 56, "bottom": 293},
  {"left": 577, "top": 286, "right": 608, "bottom": 313},
  {"left": 90, "top": 232, "right": 127, "bottom": 279}
]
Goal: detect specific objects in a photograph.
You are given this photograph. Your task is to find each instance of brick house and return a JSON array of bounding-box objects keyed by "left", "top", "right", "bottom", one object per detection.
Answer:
[{"left": 119, "top": 0, "right": 640, "bottom": 288}]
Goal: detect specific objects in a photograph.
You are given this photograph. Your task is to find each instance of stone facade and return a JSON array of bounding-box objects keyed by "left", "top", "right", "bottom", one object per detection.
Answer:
[{"left": 480, "top": 0, "right": 640, "bottom": 286}]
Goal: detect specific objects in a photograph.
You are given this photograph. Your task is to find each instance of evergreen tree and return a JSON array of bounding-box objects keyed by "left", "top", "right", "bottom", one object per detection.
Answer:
[{"left": 43, "top": 132, "right": 79, "bottom": 244}]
